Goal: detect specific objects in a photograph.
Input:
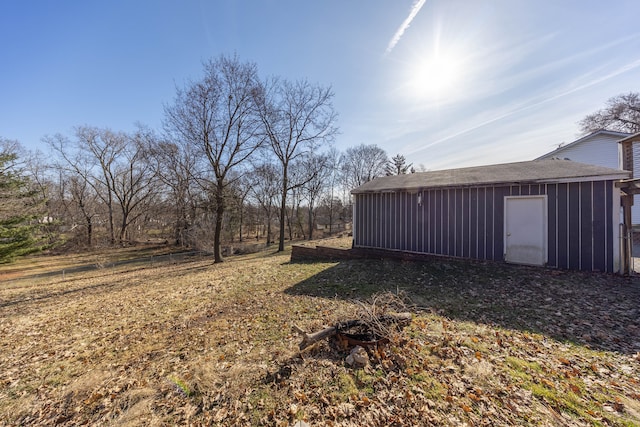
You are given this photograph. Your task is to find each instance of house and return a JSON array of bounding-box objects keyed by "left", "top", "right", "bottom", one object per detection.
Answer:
[
  {"left": 351, "top": 159, "right": 629, "bottom": 273},
  {"left": 536, "top": 130, "right": 640, "bottom": 223},
  {"left": 536, "top": 129, "right": 630, "bottom": 169}
]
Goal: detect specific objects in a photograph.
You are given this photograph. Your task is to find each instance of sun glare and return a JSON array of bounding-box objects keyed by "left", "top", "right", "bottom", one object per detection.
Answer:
[{"left": 408, "top": 52, "right": 464, "bottom": 100}]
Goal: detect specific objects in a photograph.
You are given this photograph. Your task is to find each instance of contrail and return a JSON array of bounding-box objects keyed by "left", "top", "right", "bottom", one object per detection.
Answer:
[{"left": 385, "top": 0, "right": 427, "bottom": 54}]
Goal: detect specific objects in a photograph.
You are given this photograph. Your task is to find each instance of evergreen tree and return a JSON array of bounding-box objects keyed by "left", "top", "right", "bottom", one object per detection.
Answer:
[
  {"left": 385, "top": 154, "right": 413, "bottom": 176},
  {"left": 0, "top": 140, "right": 47, "bottom": 263}
]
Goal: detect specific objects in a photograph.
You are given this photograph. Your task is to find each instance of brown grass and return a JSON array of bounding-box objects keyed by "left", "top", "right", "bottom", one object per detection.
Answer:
[{"left": 0, "top": 242, "right": 639, "bottom": 426}]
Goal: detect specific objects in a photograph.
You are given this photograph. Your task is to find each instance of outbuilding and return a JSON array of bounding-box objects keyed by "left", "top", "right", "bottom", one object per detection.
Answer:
[{"left": 351, "top": 159, "right": 629, "bottom": 273}]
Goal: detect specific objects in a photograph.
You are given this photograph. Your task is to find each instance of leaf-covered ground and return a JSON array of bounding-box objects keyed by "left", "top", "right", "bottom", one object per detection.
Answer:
[{"left": 0, "top": 243, "right": 639, "bottom": 426}]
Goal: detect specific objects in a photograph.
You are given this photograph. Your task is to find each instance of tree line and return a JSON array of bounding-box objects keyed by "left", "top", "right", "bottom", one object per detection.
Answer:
[
  {"left": 1, "top": 55, "right": 414, "bottom": 263},
  {"left": 2, "top": 54, "right": 638, "bottom": 263}
]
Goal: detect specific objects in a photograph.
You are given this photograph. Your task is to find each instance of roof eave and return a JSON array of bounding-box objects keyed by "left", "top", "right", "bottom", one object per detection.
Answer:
[
  {"left": 351, "top": 173, "right": 630, "bottom": 194},
  {"left": 618, "top": 131, "right": 640, "bottom": 144}
]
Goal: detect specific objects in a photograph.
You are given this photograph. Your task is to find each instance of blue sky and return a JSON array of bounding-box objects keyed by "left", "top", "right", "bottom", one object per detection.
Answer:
[{"left": 2, "top": 0, "right": 640, "bottom": 170}]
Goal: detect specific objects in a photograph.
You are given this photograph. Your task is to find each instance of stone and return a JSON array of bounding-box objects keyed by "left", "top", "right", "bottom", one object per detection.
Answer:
[{"left": 345, "top": 345, "right": 369, "bottom": 367}]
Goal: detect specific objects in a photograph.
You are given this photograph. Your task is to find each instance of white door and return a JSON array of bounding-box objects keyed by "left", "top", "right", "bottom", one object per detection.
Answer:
[{"left": 504, "top": 196, "right": 547, "bottom": 266}]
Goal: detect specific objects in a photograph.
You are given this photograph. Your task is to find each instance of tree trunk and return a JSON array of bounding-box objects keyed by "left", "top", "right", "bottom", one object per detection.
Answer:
[
  {"left": 119, "top": 212, "right": 128, "bottom": 245},
  {"left": 278, "top": 170, "right": 287, "bottom": 252},
  {"left": 239, "top": 200, "right": 244, "bottom": 242},
  {"left": 107, "top": 197, "right": 115, "bottom": 245},
  {"left": 85, "top": 215, "right": 93, "bottom": 247},
  {"left": 328, "top": 192, "right": 334, "bottom": 234},
  {"left": 214, "top": 181, "right": 225, "bottom": 263},
  {"left": 286, "top": 205, "right": 294, "bottom": 241},
  {"left": 307, "top": 202, "right": 314, "bottom": 240},
  {"left": 266, "top": 217, "right": 272, "bottom": 246},
  {"left": 295, "top": 201, "right": 305, "bottom": 240}
]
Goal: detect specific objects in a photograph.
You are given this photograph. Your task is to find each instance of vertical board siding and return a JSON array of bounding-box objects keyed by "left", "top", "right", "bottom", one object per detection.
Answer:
[
  {"left": 493, "top": 187, "right": 507, "bottom": 260},
  {"left": 352, "top": 179, "right": 616, "bottom": 272},
  {"left": 477, "top": 187, "right": 486, "bottom": 259},
  {"left": 547, "top": 184, "right": 558, "bottom": 268},
  {"left": 462, "top": 189, "right": 470, "bottom": 258},
  {"left": 445, "top": 190, "right": 453, "bottom": 256},
  {"left": 568, "top": 183, "right": 581, "bottom": 270},
  {"left": 580, "top": 182, "right": 593, "bottom": 271},
  {"left": 592, "top": 181, "right": 606, "bottom": 272},
  {"left": 485, "top": 188, "right": 495, "bottom": 260},
  {"left": 455, "top": 189, "right": 463, "bottom": 257},
  {"left": 470, "top": 188, "right": 478, "bottom": 259},
  {"left": 429, "top": 190, "right": 436, "bottom": 253},
  {"left": 557, "top": 183, "right": 569, "bottom": 269},
  {"left": 435, "top": 190, "right": 443, "bottom": 254},
  {"left": 606, "top": 182, "right": 614, "bottom": 273}
]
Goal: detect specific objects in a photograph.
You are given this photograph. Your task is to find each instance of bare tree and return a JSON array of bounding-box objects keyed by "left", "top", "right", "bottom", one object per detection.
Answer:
[
  {"left": 250, "top": 162, "right": 281, "bottom": 246},
  {"left": 340, "top": 143, "right": 388, "bottom": 190},
  {"left": 287, "top": 160, "right": 308, "bottom": 241},
  {"left": 48, "top": 126, "right": 158, "bottom": 246},
  {"left": 164, "top": 55, "right": 264, "bottom": 262},
  {"left": 255, "top": 78, "right": 338, "bottom": 251},
  {"left": 579, "top": 92, "right": 640, "bottom": 134},
  {"left": 149, "top": 139, "right": 199, "bottom": 246},
  {"left": 63, "top": 175, "right": 98, "bottom": 247},
  {"left": 301, "top": 152, "right": 331, "bottom": 240},
  {"left": 226, "top": 173, "right": 253, "bottom": 242},
  {"left": 111, "top": 127, "right": 158, "bottom": 243},
  {"left": 321, "top": 148, "right": 342, "bottom": 235},
  {"left": 47, "top": 128, "right": 123, "bottom": 245}
]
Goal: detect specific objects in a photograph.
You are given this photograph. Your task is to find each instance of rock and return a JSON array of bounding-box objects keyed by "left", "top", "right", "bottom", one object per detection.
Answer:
[{"left": 345, "top": 345, "right": 369, "bottom": 367}]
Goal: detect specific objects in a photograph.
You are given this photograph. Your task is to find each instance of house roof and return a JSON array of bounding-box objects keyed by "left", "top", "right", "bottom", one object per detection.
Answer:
[
  {"left": 536, "top": 129, "right": 631, "bottom": 160},
  {"left": 351, "top": 159, "right": 629, "bottom": 194},
  {"left": 618, "top": 131, "right": 640, "bottom": 144}
]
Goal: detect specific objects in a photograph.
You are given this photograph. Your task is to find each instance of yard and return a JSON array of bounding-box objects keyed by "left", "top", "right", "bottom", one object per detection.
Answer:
[{"left": 0, "top": 241, "right": 639, "bottom": 426}]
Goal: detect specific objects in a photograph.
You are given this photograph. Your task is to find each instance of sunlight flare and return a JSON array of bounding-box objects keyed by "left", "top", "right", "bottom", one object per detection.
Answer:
[{"left": 406, "top": 49, "right": 465, "bottom": 100}]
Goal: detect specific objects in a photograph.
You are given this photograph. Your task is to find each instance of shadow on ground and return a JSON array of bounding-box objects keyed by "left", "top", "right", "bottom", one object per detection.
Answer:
[{"left": 285, "top": 257, "right": 640, "bottom": 355}]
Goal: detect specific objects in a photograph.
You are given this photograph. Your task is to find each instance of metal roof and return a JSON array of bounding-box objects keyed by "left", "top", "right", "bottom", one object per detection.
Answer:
[{"left": 351, "top": 159, "right": 630, "bottom": 194}]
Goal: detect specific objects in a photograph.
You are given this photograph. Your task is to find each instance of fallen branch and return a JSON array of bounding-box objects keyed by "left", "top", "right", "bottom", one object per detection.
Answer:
[{"left": 294, "top": 312, "right": 412, "bottom": 351}]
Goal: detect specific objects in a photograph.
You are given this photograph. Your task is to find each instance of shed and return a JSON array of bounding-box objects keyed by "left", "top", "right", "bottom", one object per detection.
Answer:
[{"left": 351, "top": 159, "right": 630, "bottom": 273}]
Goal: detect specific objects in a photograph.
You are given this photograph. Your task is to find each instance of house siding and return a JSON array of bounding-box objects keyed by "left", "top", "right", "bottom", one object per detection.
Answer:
[
  {"left": 539, "top": 133, "right": 621, "bottom": 170},
  {"left": 538, "top": 132, "right": 640, "bottom": 224},
  {"left": 353, "top": 180, "right": 619, "bottom": 273}
]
